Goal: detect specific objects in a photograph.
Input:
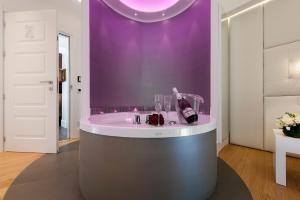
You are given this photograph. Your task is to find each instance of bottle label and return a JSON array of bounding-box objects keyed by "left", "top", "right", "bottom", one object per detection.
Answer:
[{"left": 182, "top": 108, "right": 196, "bottom": 118}]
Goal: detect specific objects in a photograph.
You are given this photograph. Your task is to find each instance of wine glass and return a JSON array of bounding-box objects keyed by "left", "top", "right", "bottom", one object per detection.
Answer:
[
  {"left": 154, "top": 94, "right": 164, "bottom": 113},
  {"left": 154, "top": 94, "right": 164, "bottom": 125},
  {"left": 164, "top": 95, "right": 172, "bottom": 124}
]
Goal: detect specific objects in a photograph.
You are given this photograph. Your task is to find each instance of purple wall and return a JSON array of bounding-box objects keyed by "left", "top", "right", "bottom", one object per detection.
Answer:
[{"left": 90, "top": 0, "right": 211, "bottom": 113}]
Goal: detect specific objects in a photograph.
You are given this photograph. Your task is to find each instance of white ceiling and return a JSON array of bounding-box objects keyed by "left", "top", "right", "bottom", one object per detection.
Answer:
[{"left": 221, "top": 0, "right": 254, "bottom": 14}]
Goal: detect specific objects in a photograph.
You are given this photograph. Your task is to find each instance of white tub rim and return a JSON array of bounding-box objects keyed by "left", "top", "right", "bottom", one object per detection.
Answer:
[{"left": 80, "top": 112, "right": 216, "bottom": 138}]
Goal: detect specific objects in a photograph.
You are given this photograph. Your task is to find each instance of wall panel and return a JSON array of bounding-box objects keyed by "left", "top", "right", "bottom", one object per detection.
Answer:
[
  {"left": 264, "top": 41, "right": 300, "bottom": 97},
  {"left": 264, "top": 0, "right": 300, "bottom": 48},
  {"left": 263, "top": 0, "right": 300, "bottom": 152},
  {"left": 264, "top": 96, "right": 300, "bottom": 151},
  {"left": 229, "top": 6, "right": 264, "bottom": 149}
]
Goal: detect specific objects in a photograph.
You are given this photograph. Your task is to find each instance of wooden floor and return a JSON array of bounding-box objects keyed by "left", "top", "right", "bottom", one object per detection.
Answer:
[
  {"left": 0, "top": 143, "right": 299, "bottom": 200},
  {"left": 0, "top": 139, "right": 78, "bottom": 200},
  {"left": 219, "top": 145, "right": 300, "bottom": 200}
]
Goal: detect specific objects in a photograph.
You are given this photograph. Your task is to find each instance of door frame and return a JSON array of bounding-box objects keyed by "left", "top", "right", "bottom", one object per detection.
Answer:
[
  {"left": 211, "top": 0, "right": 223, "bottom": 145},
  {"left": 81, "top": 0, "right": 90, "bottom": 120},
  {"left": 58, "top": 32, "right": 71, "bottom": 140},
  {"left": 0, "top": 5, "right": 3, "bottom": 152}
]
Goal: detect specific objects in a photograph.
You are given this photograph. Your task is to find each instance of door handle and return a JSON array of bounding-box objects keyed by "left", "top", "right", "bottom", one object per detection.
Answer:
[{"left": 40, "top": 81, "right": 53, "bottom": 85}]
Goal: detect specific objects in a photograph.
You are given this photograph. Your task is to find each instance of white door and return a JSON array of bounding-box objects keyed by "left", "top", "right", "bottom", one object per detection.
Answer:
[{"left": 4, "top": 10, "right": 58, "bottom": 153}]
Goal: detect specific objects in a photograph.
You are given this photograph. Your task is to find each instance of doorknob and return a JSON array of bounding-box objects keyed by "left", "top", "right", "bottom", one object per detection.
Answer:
[{"left": 40, "top": 81, "right": 53, "bottom": 84}]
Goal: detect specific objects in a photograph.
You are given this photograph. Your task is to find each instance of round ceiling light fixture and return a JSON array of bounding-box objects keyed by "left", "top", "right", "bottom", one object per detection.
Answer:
[
  {"left": 119, "top": 0, "right": 179, "bottom": 13},
  {"left": 102, "top": 0, "right": 197, "bottom": 23}
]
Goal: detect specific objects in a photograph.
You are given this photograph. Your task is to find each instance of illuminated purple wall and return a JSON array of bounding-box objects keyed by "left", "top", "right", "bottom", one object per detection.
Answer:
[{"left": 90, "top": 0, "right": 211, "bottom": 113}]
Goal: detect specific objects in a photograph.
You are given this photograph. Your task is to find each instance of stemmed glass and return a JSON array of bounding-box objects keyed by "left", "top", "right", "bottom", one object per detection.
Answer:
[
  {"left": 154, "top": 94, "right": 164, "bottom": 113},
  {"left": 154, "top": 94, "right": 164, "bottom": 125},
  {"left": 164, "top": 95, "right": 172, "bottom": 124}
]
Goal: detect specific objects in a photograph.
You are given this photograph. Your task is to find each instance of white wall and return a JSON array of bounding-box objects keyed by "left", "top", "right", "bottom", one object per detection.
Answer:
[
  {"left": 224, "top": 0, "right": 300, "bottom": 151},
  {"left": 264, "top": 0, "right": 300, "bottom": 49},
  {"left": 0, "top": 4, "right": 3, "bottom": 152},
  {"left": 263, "top": 0, "right": 300, "bottom": 152},
  {"left": 0, "top": 0, "right": 82, "bottom": 138}
]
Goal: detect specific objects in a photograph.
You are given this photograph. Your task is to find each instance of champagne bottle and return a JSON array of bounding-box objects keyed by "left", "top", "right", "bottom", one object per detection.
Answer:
[{"left": 173, "top": 88, "right": 198, "bottom": 124}]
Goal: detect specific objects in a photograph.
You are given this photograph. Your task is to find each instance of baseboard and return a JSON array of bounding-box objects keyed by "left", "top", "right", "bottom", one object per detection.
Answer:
[
  {"left": 217, "top": 138, "right": 229, "bottom": 154},
  {"left": 61, "top": 120, "right": 68, "bottom": 129}
]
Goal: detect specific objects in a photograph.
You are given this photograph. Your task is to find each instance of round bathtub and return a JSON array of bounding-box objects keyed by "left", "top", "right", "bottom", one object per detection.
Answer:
[{"left": 79, "top": 112, "right": 217, "bottom": 200}]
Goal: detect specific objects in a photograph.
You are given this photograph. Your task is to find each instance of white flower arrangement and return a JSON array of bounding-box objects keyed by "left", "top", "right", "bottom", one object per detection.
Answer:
[
  {"left": 276, "top": 112, "right": 300, "bottom": 130},
  {"left": 277, "top": 112, "right": 300, "bottom": 138}
]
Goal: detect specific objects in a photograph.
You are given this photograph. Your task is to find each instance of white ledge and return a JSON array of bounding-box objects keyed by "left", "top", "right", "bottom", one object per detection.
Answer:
[{"left": 80, "top": 112, "right": 216, "bottom": 138}]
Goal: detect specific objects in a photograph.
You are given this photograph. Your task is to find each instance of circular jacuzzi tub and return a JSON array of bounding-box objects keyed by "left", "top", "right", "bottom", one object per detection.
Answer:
[{"left": 79, "top": 112, "right": 217, "bottom": 200}]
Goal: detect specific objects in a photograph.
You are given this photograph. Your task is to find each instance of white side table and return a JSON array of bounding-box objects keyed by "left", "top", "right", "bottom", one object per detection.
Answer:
[{"left": 274, "top": 129, "right": 300, "bottom": 186}]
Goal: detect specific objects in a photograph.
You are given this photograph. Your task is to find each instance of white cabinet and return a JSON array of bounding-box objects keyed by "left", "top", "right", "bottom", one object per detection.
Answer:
[{"left": 229, "top": 6, "right": 264, "bottom": 149}]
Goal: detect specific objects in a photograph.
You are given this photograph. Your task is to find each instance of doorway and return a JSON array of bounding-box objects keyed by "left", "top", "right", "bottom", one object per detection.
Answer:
[{"left": 58, "top": 33, "right": 71, "bottom": 141}]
